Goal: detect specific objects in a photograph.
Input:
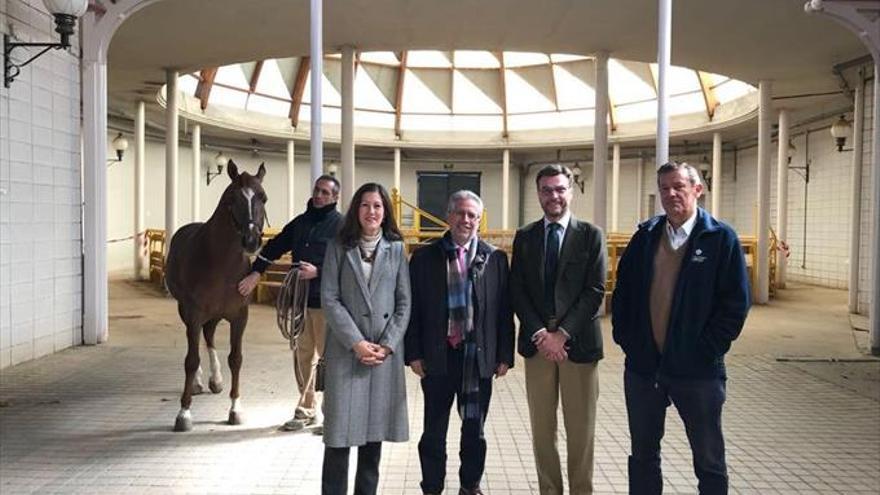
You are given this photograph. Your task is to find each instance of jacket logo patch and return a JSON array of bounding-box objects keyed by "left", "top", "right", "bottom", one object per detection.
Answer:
[{"left": 691, "top": 248, "right": 707, "bottom": 263}]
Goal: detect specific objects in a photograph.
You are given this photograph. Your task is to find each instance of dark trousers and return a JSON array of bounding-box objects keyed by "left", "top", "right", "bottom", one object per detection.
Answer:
[
  {"left": 624, "top": 369, "right": 728, "bottom": 495},
  {"left": 321, "top": 442, "right": 382, "bottom": 495},
  {"left": 418, "top": 348, "right": 493, "bottom": 494}
]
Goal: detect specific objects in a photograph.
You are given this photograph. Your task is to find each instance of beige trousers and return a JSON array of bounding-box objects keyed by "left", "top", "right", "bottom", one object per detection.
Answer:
[
  {"left": 525, "top": 355, "right": 600, "bottom": 495},
  {"left": 291, "top": 308, "right": 326, "bottom": 414}
]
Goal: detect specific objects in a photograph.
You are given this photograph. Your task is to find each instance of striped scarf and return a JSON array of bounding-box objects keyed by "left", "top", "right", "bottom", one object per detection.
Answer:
[{"left": 442, "top": 234, "right": 481, "bottom": 421}]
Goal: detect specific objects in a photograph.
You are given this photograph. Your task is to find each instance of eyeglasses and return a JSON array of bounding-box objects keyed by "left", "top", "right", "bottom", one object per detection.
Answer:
[{"left": 539, "top": 185, "right": 570, "bottom": 196}]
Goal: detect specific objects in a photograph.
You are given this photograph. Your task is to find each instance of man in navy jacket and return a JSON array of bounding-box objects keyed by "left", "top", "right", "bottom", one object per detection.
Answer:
[
  {"left": 612, "top": 161, "right": 750, "bottom": 495},
  {"left": 238, "top": 175, "right": 342, "bottom": 431}
]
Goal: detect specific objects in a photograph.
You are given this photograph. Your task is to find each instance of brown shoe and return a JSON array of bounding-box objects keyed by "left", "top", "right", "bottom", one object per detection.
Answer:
[{"left": 459, "top": 488, "right": 484, "bottom": 495}]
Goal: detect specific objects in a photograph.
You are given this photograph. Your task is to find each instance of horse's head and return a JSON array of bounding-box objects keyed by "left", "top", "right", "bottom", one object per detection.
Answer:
[{"left": 222, "top": 160, "right": 268, "bottom": 254}]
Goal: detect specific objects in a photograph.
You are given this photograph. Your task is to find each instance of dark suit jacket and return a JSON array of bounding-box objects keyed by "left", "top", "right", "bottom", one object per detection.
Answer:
[
  {"left": 404, "top": 237, "right": 515, "bottom": 379},
  {"left": 510, "top": 216, "right": 607, "bottom": 363}
]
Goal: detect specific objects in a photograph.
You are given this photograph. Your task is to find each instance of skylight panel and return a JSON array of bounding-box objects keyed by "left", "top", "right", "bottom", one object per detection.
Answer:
[
  {"left": 666, "top": 66, "right": 700, "bottom": 95},
  {"left": 714, "top": 79, "right": 755, "bottom": 103},
  {"left": 608, "top": 59, "right": 655, "bottom": 104},
  {"left": 301, "top": 71, "right": 342, "bottom": 107},
  {"left": 360, "top": 52, "right": 400, "bottom": 65},
  {"left": 178, "top": 74, "right": 199, "bottom": 96},
  {"left": 298, "top": 104, "right": 342, "bottom": 125},
  {"left": 215, "top": 65, "right": 249, "bottom": 89},
  {"left": 402, "top": 69, "right": 452, "bottom": 114},
  {"left": 210, "top": 85, "right": 248, "bottom": 109},
  {"left": 408, "top": 51, "right": 452, "bottom": 68},
  {"left": 553, "top": 64, "right": 594, "bottom": 110},
  {"left": 508, "top": 109, "right": 592, "bottom": 131},
  {"left": 616, "top": 100, "right": 657, "bottom": 123},
  {"left": 453, "top": 70, "right": 502, "bottom": 114},
  {"left": 505, "top": 68, "right": 555, "bottom": 113},
  {"left": 504, "top": 52, "right": 550, "bottom": 68},
  {"left": 254, "top": 60, "right": 291, "bottom": 100},
  {"left": 355, "top": 66, "right": 395, "bottom": 112},
  {"left": 454, "top": 51, "right": 500, "bottom": 69},
  {"left": 401, "top": 114, "right": 502, "bottom": 132},
  {"left": 669, "top": 92, "right": 707, "bottom": 116},
  {"left": 246, "top": 94, "right": 290, "bottom": 117}
]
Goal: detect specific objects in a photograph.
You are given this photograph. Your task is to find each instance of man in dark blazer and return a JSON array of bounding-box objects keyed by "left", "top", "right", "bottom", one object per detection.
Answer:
[
  {"left": 510, "top": 164, "right": 607, "bottom": 495},
  {"left": 406, "top": 190, "right": 515, "bottom": 495}
]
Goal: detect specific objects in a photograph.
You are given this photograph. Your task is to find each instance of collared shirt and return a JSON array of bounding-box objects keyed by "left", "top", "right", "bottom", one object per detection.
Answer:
[
  {"left": 543, "top": 210, "right": 571, "bottom": 255},
  {"left": 450, "top": 235, "right": 478, "bottom": 266},
  {"left": 665, "top": 209, "right": 698, "bottom": 250}
]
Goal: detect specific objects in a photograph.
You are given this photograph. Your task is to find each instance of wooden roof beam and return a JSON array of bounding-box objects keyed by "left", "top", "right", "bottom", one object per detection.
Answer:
[
  {"left": 248, "top": 60, "right": 264, "bottom": 94},
  {"left": 697, "top": 70, "right": 719, "bottom": 120},
  {"left": 289, "top": 56, "right": 310, "bottom": 128},
  {"left": 394, "top": 51, "right": 408, "bottom": 138},
  {"left": 195, "top": 67, "right": 218, "bottom": 111}
]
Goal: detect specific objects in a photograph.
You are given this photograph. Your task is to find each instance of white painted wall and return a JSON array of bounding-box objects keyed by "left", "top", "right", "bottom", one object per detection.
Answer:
[{"left": 1, "top": 1, "right": 83, "bottom": 369}]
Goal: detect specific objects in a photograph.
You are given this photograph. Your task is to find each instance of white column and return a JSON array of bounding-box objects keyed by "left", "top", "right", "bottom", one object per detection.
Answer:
[
  {"left": 165, "top": 70, "right": 180, "bottom": 245},
  {"left": 287, "top": 140, "right": 296, "bottom": 219},
  {"left": 82, "top": 54, "right": 108, "bottom": 345},
  {"left": 502, "top": 149, "right": 510, "bottom": 229},
  {"left": 776, "top": 109, "right": 790, "bottom": 289},
  {"left": 593, "top": 51, "right": 609, "bottom": 231},
  {"left": 611, "top": 143, "right": 621, "bottom": 232},
  {"left": 310, "top": 0, "right": 323, "bottom": 185},
  {"left": 636, "top": 154, "right": 644, "bottom": 221},
  {"left": 394, "top": 147, "right": 401, "bottom": 191},
  {"left": 870, "top": 66, "right": 880, "bottom": 355},
  {"left": 341, "top": 45, "right": 355, "bottom": 210},
  {"left": 134, "top": 101, "right": 145, "bottom": 280},
  {"left": 711, "top": 132, "right": 722, "bottom": 217},
  {"left": 848, "top": 77, "right": 865, "bottom": 313},
  {"left": 191, "top": 124, "right": 201, "bottom": 222},
  {"left": 756, "top": 80, "right": 772, "bottom": 304},
  {"left": 656, "top": 0, "right": 672, "bottom": 168}
]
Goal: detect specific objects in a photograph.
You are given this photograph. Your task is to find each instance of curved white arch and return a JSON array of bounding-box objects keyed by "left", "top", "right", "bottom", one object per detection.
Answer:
[{"left": 81, "top": 0, "right": 163, "bottom": 345}]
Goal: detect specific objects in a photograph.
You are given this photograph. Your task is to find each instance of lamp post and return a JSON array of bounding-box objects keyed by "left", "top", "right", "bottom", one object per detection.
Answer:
[{"left": 4, "top": 0, "right": 89, "bottom": 87}]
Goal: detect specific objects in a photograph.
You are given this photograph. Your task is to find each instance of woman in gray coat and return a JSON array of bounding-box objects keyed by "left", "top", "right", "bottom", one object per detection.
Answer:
[{"left": 320, "top": 182, "right": 411, "bottom": 495}]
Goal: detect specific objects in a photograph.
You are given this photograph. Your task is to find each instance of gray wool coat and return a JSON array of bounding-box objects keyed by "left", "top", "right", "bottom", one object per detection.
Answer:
[{"left": 320, "top": 236, "right": 412, "bottom": 448}]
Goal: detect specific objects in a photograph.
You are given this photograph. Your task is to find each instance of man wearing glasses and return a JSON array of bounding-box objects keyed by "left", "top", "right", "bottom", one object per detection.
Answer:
[
  {"left": 510, "top": 164, "right": 607, "bottom": 494},
  {"left": 238, "top": 175, "right": 342, "bottom": 432}
]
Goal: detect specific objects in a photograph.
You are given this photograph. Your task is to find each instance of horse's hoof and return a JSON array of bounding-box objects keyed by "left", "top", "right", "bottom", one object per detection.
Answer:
[
  {"left": 192, "top": 383, "right": 205, "bottom": 395},
  {"left": 174, "top": 415, "right": 193, "bottom": 432},
  {"left": 227, "top": 411, "right": 243, "bottom": 425},
  {"left": 208, "top": 380, "right": 223, "bottom": 394}
]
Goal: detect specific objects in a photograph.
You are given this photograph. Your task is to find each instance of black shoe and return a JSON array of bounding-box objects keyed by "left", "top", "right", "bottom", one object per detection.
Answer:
[{"left": 459, "top": 488, "right": 484, "bottom": 495}]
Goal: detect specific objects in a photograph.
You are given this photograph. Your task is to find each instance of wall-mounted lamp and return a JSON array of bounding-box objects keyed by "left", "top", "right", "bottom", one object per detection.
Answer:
[
  {"left": 4, "top": 0, "right": 89, "bottom": 88},
  {"left": 327, "top": 163, "right": 339, "bottom": 177},
  {"left": 571, "top": 163, "right": 585, "bottom": 193},
  {"left": 207, "top": 152, "right": 227, "bottom": 185},
  {"left": 830, "top": 115, "right": 853, "bottom": 152},
  {"left": 106, "top": 133, "right": 129, "bottom": 164},
  {"left": 698, "top": 157, "right": 712, "bottom": 191}
]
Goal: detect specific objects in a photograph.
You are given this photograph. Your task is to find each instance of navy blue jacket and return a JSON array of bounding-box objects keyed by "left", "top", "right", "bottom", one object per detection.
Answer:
[
  {"left": 253, "top": 200, "right": 342, "bottom": 308},
  {"left": 611, "top": 208, "right": 750, "bottom": 379}
]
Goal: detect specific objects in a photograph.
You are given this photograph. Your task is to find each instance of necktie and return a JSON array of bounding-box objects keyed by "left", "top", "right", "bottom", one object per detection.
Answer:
[{"left": 544, "top": 223, "right": 561, "bottom": 320}]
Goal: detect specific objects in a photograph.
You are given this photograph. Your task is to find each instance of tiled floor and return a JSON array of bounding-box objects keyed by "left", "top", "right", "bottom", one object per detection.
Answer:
[{"left": 0, "top": 280, "right": 878, "bottom": 494}]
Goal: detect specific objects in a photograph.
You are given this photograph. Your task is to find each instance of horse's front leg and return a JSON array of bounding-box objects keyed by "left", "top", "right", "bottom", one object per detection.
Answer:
[
  {"left": 227, "top": 310, "right": 247, "bottom": 425},
  {"left": 202, "top": 319, "right": 224, "bottom": 394},
  {"left": 175, "top": 321, "right": 202, "bottom": 432}
]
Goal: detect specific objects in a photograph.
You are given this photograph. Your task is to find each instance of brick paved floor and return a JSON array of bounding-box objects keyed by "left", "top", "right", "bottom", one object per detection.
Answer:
[{"left": 0, "top": 280, "right": 878, "bottom": 494}]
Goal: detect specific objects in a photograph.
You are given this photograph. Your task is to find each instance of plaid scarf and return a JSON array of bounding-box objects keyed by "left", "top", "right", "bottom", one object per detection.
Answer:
[{"left": 442, "top": 234, "right": 482, "bottom": 421}]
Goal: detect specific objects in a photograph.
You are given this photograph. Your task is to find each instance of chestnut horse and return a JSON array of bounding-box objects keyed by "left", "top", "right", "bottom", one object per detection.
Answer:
[{"left": 164, "top": 160, "right": 267, "bottom": 432}]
